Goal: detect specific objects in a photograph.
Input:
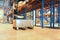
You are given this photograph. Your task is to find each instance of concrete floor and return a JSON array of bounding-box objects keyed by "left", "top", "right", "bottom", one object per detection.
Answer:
[{"left": 0, "top": 23, "right": 60, "bottom": 40}]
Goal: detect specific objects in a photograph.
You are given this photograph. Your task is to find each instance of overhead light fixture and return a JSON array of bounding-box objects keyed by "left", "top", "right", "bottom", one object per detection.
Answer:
[{"left": 25, "top": 0, "right": 29, "bottom": 2}]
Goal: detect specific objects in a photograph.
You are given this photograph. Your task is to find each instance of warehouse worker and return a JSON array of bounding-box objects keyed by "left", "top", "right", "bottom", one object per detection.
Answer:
[
  {"left": 3, "top": 10, "right": 7, "bottom": 23},
  {"left": 7, "top": 9, "right": 14, "bottom": 24},
  {"left": 7, "top": 3, "right": 17, "bottom": 19}
]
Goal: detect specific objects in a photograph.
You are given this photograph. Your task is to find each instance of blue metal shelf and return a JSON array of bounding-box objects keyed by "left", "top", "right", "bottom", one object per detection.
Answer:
[
  {"left": 58, "top": 3, "right": 60, "bottom": 27},
  {"left": 40, "top": 0, "right": 45, "bottom": 28}
]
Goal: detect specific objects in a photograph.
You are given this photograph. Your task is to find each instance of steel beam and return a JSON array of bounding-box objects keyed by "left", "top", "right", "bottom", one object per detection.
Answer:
[
  {"left": 50, "top": 0, "right": 53, "bottom": 28},
  {"left": 58, "top": 2, "right": 60, "bottom": 27},
  {"left": 33, "top": 10, "right": 36, "bottom": 26},
  {"left": 52, "top": 1, "right": 55, "bottom": 28},
  {"left": 41, "top": 0, "right": 44, "bottom": 28}
]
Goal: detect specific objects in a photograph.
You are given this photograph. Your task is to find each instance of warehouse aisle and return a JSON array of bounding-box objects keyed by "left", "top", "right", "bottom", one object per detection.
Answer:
[{"left": 0, "top": 23, "right": 60, "bottom": 40}]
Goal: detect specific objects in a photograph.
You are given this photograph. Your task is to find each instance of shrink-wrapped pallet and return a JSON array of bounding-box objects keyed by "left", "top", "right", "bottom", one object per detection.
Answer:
[{"left": 13, "top": 19, "right": 34, "bottom": 29}]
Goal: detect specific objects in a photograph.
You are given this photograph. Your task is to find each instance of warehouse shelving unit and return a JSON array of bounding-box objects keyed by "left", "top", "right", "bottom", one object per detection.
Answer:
[{"left": 11, "top": 0, "right": 60, "bottom": 29}]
